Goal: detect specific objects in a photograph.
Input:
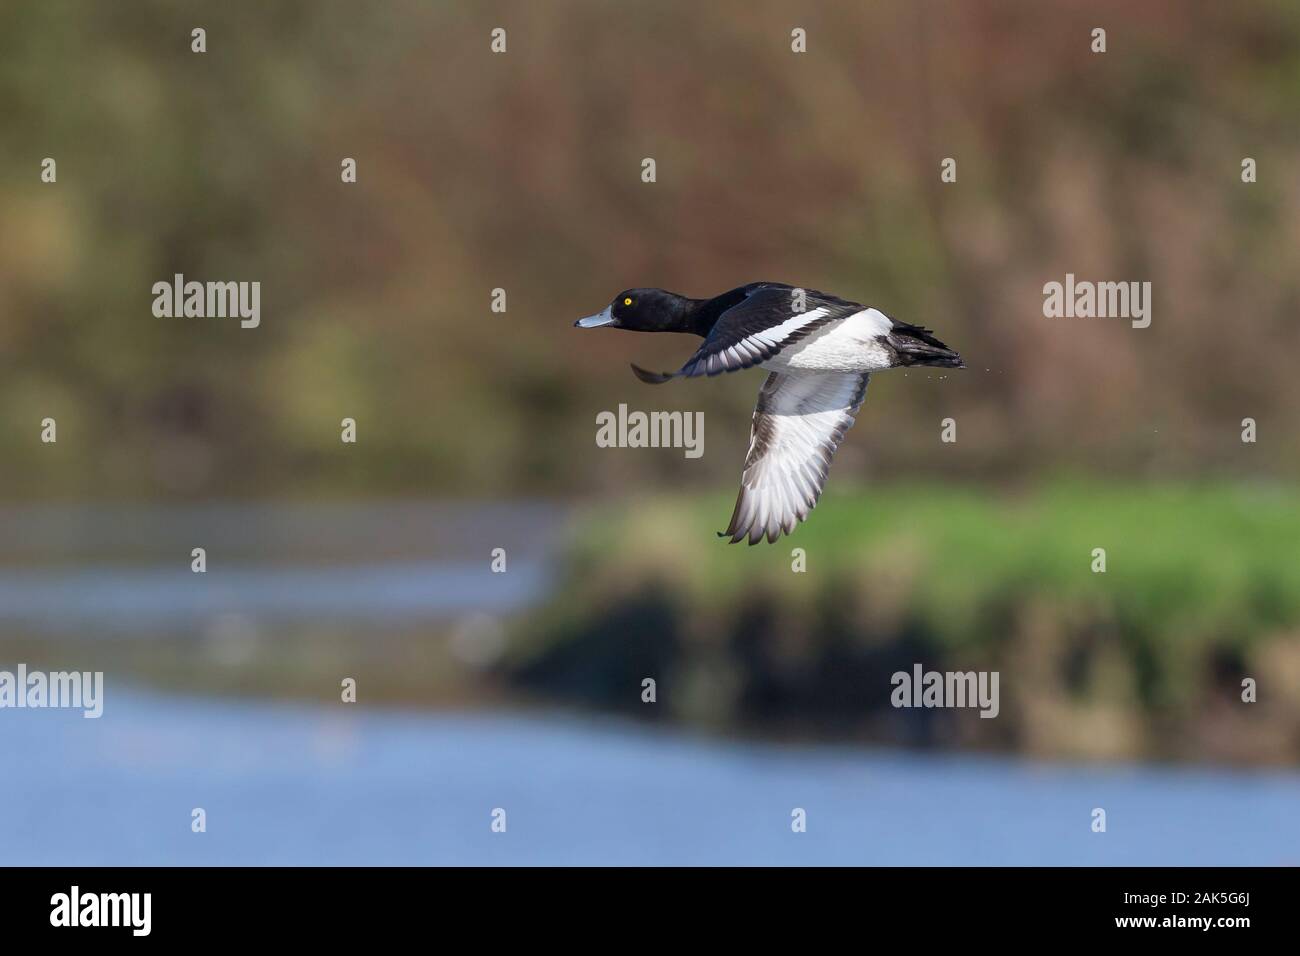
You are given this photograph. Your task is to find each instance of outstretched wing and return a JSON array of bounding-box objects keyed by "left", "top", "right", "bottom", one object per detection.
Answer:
[
  {"left": 722, "top": 370, "right": 870, "bottom": 544},
  {"left": 632, "top": 285, "right": 862, "bottom": 384}
]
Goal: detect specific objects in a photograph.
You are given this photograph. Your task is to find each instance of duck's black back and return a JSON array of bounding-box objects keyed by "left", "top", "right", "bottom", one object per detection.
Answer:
[{"left": 692, "top": 283, "right": 863, "bottom": 337}]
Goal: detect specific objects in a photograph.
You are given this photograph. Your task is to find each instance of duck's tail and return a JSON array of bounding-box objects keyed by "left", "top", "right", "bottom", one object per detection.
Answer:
[{"left": 887, "top": 326, "right": 965, "bottom": 369}]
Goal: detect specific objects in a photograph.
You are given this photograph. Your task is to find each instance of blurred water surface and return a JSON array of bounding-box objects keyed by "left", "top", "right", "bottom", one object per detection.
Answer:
[
  {"left": 2, "top": 686, "right": 1297, "bottom": 866},
  {"left": 0, "top": 502, "right": 561, "bottom": 633},
  {"left": 3, "top": 502, "right": 1297, "bottom": 864},
  {"left": 0, "top": 561, "right": 549, "bottom": 631}
]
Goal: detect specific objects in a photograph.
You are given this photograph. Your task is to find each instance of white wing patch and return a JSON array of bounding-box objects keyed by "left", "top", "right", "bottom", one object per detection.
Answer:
[
  {"left": 763, "top": 309, "right": 898, "bottom": 373},
  {"left": 683, "top": 307, "right": 831, "bottom": 377},
  {"left": 723, "top": 370, "right": 871, "bottom": 544}
]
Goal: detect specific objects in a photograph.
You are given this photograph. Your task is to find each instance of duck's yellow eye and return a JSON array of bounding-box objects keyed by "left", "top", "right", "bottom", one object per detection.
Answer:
[{"left": 623, "top": 297, "right": 633, "bottom": 306}]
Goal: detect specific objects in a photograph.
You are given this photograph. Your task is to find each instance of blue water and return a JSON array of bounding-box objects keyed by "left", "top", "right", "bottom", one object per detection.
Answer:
[
  {"left": 2, "top": 503, "right": 1296, "bottom": 865},
  {"left": 3, "top": 687, "right": 1297, "bottom": 866},
  {"left": 0, "top": 501, "right": 561, "bottom": 634},
  {"left": 0, "top": 561, "right": 547, "bottom": 632}
]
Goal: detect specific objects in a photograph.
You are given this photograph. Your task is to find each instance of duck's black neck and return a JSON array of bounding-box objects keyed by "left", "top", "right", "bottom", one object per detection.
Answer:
[
  {"left": 677, "top": 285, "right": 755, "bottom": 337},
  {"left": 648, "top": 294, "right": 711, "bottom": 336},
  {"left": 678, "top": 298, "right": 713, "bottom": 336}
]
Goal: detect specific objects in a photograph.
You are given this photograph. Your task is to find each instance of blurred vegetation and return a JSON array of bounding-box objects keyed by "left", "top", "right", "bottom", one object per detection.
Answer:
[
  {"left": 512, "top": 483, "right": 1300, "bottom": 764},
  {"left": 2, "top": 0, "right": 1299, "bottom": 499},
  {"left": 2, "top": 3, "right": 1298, "bottom": 765}
]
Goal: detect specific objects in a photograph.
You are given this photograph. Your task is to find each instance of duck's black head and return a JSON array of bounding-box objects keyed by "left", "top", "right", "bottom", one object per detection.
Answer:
[{"left": 575, "top": 288, "right": 705, "bottom": 335}]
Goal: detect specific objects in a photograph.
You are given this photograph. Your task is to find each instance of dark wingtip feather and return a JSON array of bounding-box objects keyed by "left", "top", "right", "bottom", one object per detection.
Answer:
[{"left": 630, "top": 363, "right": 676, "bottom": 384}]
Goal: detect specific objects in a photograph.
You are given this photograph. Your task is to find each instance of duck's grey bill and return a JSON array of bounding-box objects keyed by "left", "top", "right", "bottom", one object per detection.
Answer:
[{"left": 575, "top": 307, "right": 616, "bottom": 328}]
